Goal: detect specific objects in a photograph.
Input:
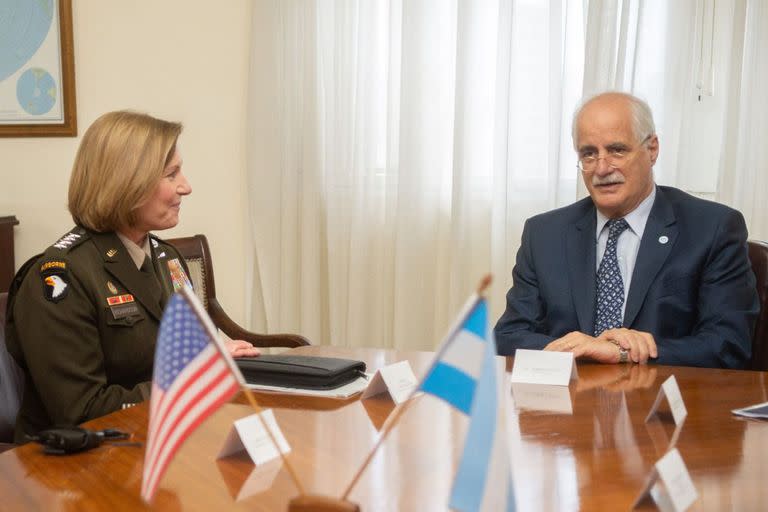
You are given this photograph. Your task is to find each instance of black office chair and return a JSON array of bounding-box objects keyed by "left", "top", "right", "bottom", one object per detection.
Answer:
[
  {"left": 0, "top": 291, "right": 24, "bottom": 451},
  {"left": 166, "top": 234, "right": 311, "bottom": 348},
  {"left": 748, "top": 240, "right": 768, "bottom": 371}
]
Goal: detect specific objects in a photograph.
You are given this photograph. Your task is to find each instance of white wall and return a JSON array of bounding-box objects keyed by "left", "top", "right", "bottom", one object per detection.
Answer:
[{"left": 0, "top": 1, "right": 253, "bottom": 324}]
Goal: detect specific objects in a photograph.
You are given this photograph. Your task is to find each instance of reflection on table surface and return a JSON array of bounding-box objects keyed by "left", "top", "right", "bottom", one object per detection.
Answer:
[{"left": 1, "top": 345, "right": 767, "bottom": 511}]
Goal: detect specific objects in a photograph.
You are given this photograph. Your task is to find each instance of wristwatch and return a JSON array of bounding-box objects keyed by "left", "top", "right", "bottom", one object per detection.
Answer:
[
  {"left": 617, "top": 347, "right": 629, "bottom": 364},
  {"left": 608, "top": 339, "right": 630, "bottom": 364}
]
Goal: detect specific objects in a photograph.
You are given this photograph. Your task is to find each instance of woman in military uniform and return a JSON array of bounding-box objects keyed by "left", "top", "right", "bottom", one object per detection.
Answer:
[{"left": 5, "top": 111, "right": 259, "bottom": 443}]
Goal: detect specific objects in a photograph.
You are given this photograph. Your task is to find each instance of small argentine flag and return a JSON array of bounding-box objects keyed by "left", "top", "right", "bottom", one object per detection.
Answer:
[{"left": 419, "top": 295, "right": 516, "bottom": 512}]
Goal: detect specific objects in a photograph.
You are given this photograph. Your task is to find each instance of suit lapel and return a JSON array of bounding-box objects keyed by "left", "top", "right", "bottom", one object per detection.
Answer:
[
  {"left": 91, "top": 232, "right": 164, "bottom": 322},
  {"left": 567, "top": 208, "right": 597, "bottom": 333},
  {"left": 623, "top": 188, "right": 678, "bottom": 327}
]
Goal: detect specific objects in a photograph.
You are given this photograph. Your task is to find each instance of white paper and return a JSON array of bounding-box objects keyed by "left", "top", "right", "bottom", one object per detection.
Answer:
[
  {"left": 510, "top": 349, "right": 578, "bottom": 386},
  {"left": 246, "top": 374, "right": 370, "bottom": 399},
  {"left": 633, "top": 448, "right": 698, "bottom": 512},
  {"left": 217, "top": 410, "right": 291, "bottom": 465},
  {"left": 361, "top": 360, "right": 419, "bottom": 404},
  {"left": 654, "top": 448, "right": 698, "bottom": 511},
  {"left": 645, "top": 375, "right": 687, "bottom": 424},
  {"left": 511, "top": 382, "right": 573, "bottom": 414},
  {"left": 731, "top": 401, "right": 768, "bottom": 419}
]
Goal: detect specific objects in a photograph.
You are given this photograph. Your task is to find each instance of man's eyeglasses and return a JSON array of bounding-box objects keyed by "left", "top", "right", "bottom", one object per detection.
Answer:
[{"left": 577, "top": 135, "right": 652, "bottom": 172}]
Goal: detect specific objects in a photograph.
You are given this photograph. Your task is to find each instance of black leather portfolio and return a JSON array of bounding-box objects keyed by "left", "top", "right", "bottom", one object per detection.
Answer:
[{"left": 236, "top": 355, "right": 367, "bottom": 390}]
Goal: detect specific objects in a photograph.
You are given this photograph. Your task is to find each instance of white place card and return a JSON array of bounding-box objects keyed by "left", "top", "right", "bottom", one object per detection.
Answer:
[
  {"left": 511, "top": 382, "right": 573, "bottom": 414},
  {"left": 633, "top": 448, "right": 698, "bottom": 512},
  {"left": 510, "top": 349, "right": 578, "bottom": 386},
  {"left": 217, "top": 409, "right": 291, "bottom": 465},
  {"left": 645, "top": 375, "right": 687, "bottom": 425},
  {"left": 361, "top": 360, "right": 419, "bottom": 404},
  {"left": 731, "top": 401, "right": 768, "bottom": 419}
]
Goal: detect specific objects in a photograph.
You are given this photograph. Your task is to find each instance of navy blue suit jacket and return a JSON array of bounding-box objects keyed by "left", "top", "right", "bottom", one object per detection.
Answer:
[{"left": 494, "top": 186, "right": 759, "bottom": 368}]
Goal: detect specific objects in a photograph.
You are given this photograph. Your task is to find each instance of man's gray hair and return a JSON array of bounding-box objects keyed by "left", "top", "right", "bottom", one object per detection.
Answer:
[{"left": 571, "top": 92, "right": 656, "bottom": 149}]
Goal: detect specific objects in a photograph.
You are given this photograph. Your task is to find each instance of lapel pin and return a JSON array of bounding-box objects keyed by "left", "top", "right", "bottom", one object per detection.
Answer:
[
  {"left": 107, "top": 281, "right": 118, "bottom": 294},
  {"left": 106, "top": 248, "right": 118, "bottom": 258},
  {"left": 658, "top": 235, "right": 669, "bottom": 244}
]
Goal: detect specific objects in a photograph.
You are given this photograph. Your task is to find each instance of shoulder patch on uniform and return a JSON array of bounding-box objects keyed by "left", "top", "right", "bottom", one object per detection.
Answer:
[
  {"left": 40, "top": 260, "right": 67, "bottom": 272},
  {"left": 40, "top": 259, "right": 70, "bottom": 303},
  {"left": 51, "top": 227, "right": 89, "bottom": 252}
]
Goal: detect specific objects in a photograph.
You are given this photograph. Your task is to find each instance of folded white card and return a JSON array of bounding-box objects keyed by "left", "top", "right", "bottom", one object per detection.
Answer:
[
  {"left": 511, "top": 382, "right": 573, "bottom": 414},
  {"left": 731, "top": 401, "right": 768, "bottom": 419},
  {"left": 645, "top": 375, "right": 687, "bottom": 425},
  {"left": 510, "top": 349, "right": 578, "bottom": 386},
  {"left": 361, "top": 360, "right": 419, "bottom": 404},
  {"left": 633, "top": 448, "right": 698, "bottom": 512},
  {"left": 217, "top": 409, "right": 291, "bottom": 465}
]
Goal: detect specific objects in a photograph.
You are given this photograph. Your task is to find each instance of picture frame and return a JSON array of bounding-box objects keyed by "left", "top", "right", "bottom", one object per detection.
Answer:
[{"left": 0, "top": 0, "right": 77, "bottom": 137}]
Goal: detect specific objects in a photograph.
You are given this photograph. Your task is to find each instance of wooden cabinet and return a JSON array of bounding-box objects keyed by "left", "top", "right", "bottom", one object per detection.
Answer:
[{"left": 0, "top": 216, "right": 19, "bottom": 293}]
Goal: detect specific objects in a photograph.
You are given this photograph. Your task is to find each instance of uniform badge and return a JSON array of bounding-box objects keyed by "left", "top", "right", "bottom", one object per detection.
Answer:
[
  {"left": 40, "top": 260, "right": 69, "bottom": 303},
  {"left": 106, "top": 248, "right": 118, "bottom": 258},
  {"left": 167, "top": 258, "right": 193, "bottom": 291},
  {"left": 107, "top": 281, "right": 118, "bottom": 294},
  {"left": 53, "top": 232, "right": 82, "bottom": 250},
  {"left": 107, "top": 294, "right": 135, "bottom": 306},
  {"left": 110, "top": 303, "right": 140, "bottom": 321}
]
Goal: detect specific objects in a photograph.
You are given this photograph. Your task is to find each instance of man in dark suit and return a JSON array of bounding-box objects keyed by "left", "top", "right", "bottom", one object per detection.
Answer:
[{"left": 494, "top": 92, "right": 759, "bottom": 368}]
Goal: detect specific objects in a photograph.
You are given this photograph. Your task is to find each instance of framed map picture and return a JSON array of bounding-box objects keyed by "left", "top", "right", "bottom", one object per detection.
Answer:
[{"left": 0, "top": 0, "right": 77, "bottom": 137}]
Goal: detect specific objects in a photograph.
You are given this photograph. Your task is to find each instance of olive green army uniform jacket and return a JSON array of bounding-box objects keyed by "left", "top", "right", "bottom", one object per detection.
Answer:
[{"left": 5, "top": 227, "right": 191, "bottom": 443}]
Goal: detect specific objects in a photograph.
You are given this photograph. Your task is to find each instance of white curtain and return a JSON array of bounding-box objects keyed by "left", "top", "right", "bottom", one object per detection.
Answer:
[
  {"left": 717, "top": 0, "right": 768, "bottom": 240},
  {"left": 246, "top": 0, "right": 767, "bottom": 350},
  {"left": 247, "top": 0, "right": 583, "bottom": 349}
]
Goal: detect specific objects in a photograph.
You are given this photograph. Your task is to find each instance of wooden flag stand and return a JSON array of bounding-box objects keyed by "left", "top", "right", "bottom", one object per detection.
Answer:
[{"left": 288, "top": 494, "right": 361, "bottom": 512}]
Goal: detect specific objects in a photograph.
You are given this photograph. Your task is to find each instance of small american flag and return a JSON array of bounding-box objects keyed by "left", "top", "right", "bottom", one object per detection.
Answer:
[{"left": 140, "top": 288, "right": 245, "bottom": 501}]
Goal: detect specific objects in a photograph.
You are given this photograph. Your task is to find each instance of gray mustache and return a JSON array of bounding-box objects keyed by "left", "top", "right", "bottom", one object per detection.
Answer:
[{"left": 592, "top": 173, "right": 625, "bottom": 186}]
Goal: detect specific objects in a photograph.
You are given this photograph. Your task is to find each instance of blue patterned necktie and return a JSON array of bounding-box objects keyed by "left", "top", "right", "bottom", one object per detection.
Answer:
[{"left": 594, "top": 218, "right": 630, "bottom": 336}]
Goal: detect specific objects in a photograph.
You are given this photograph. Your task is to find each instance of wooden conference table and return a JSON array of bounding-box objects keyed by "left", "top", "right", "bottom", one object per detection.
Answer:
[{"left": 1, "top": 345, "right": 767, "bottom": 511}]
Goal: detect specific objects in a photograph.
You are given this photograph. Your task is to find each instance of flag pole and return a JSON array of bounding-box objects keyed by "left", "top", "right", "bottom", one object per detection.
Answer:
[
  {"left": 241, "top": 387, "right": 306, "bottom": 495},
  {"left": 340, "top": 274, "right": 493, "bottom": 501},
  {"left": 177, "top": 287, "right": 308, "bottom": 496}
]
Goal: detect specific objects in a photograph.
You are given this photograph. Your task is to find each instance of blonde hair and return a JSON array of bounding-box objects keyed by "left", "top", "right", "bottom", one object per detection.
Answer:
[{"left": 68, "top": 111, "right": 183, "bottom": 232}]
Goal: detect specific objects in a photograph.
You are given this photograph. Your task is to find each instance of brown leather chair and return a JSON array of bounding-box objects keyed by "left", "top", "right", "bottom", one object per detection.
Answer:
[
  {"left": 748, "top": 240, "right": 768, "bottom": 371},
  {"left": 166, "top": 234, "right": 310, "bottom": 348},
  {"left": 1, "top": 291, "right": 23, "bottom": 450}
]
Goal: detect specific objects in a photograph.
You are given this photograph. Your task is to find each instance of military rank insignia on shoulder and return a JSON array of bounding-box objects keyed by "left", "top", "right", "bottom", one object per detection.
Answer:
[
  {"left": 40, "top": 260, "right": 70, "bottom": 302},
  {"left": 51, "top": 227, "right": 88, "bottom": 251}
]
